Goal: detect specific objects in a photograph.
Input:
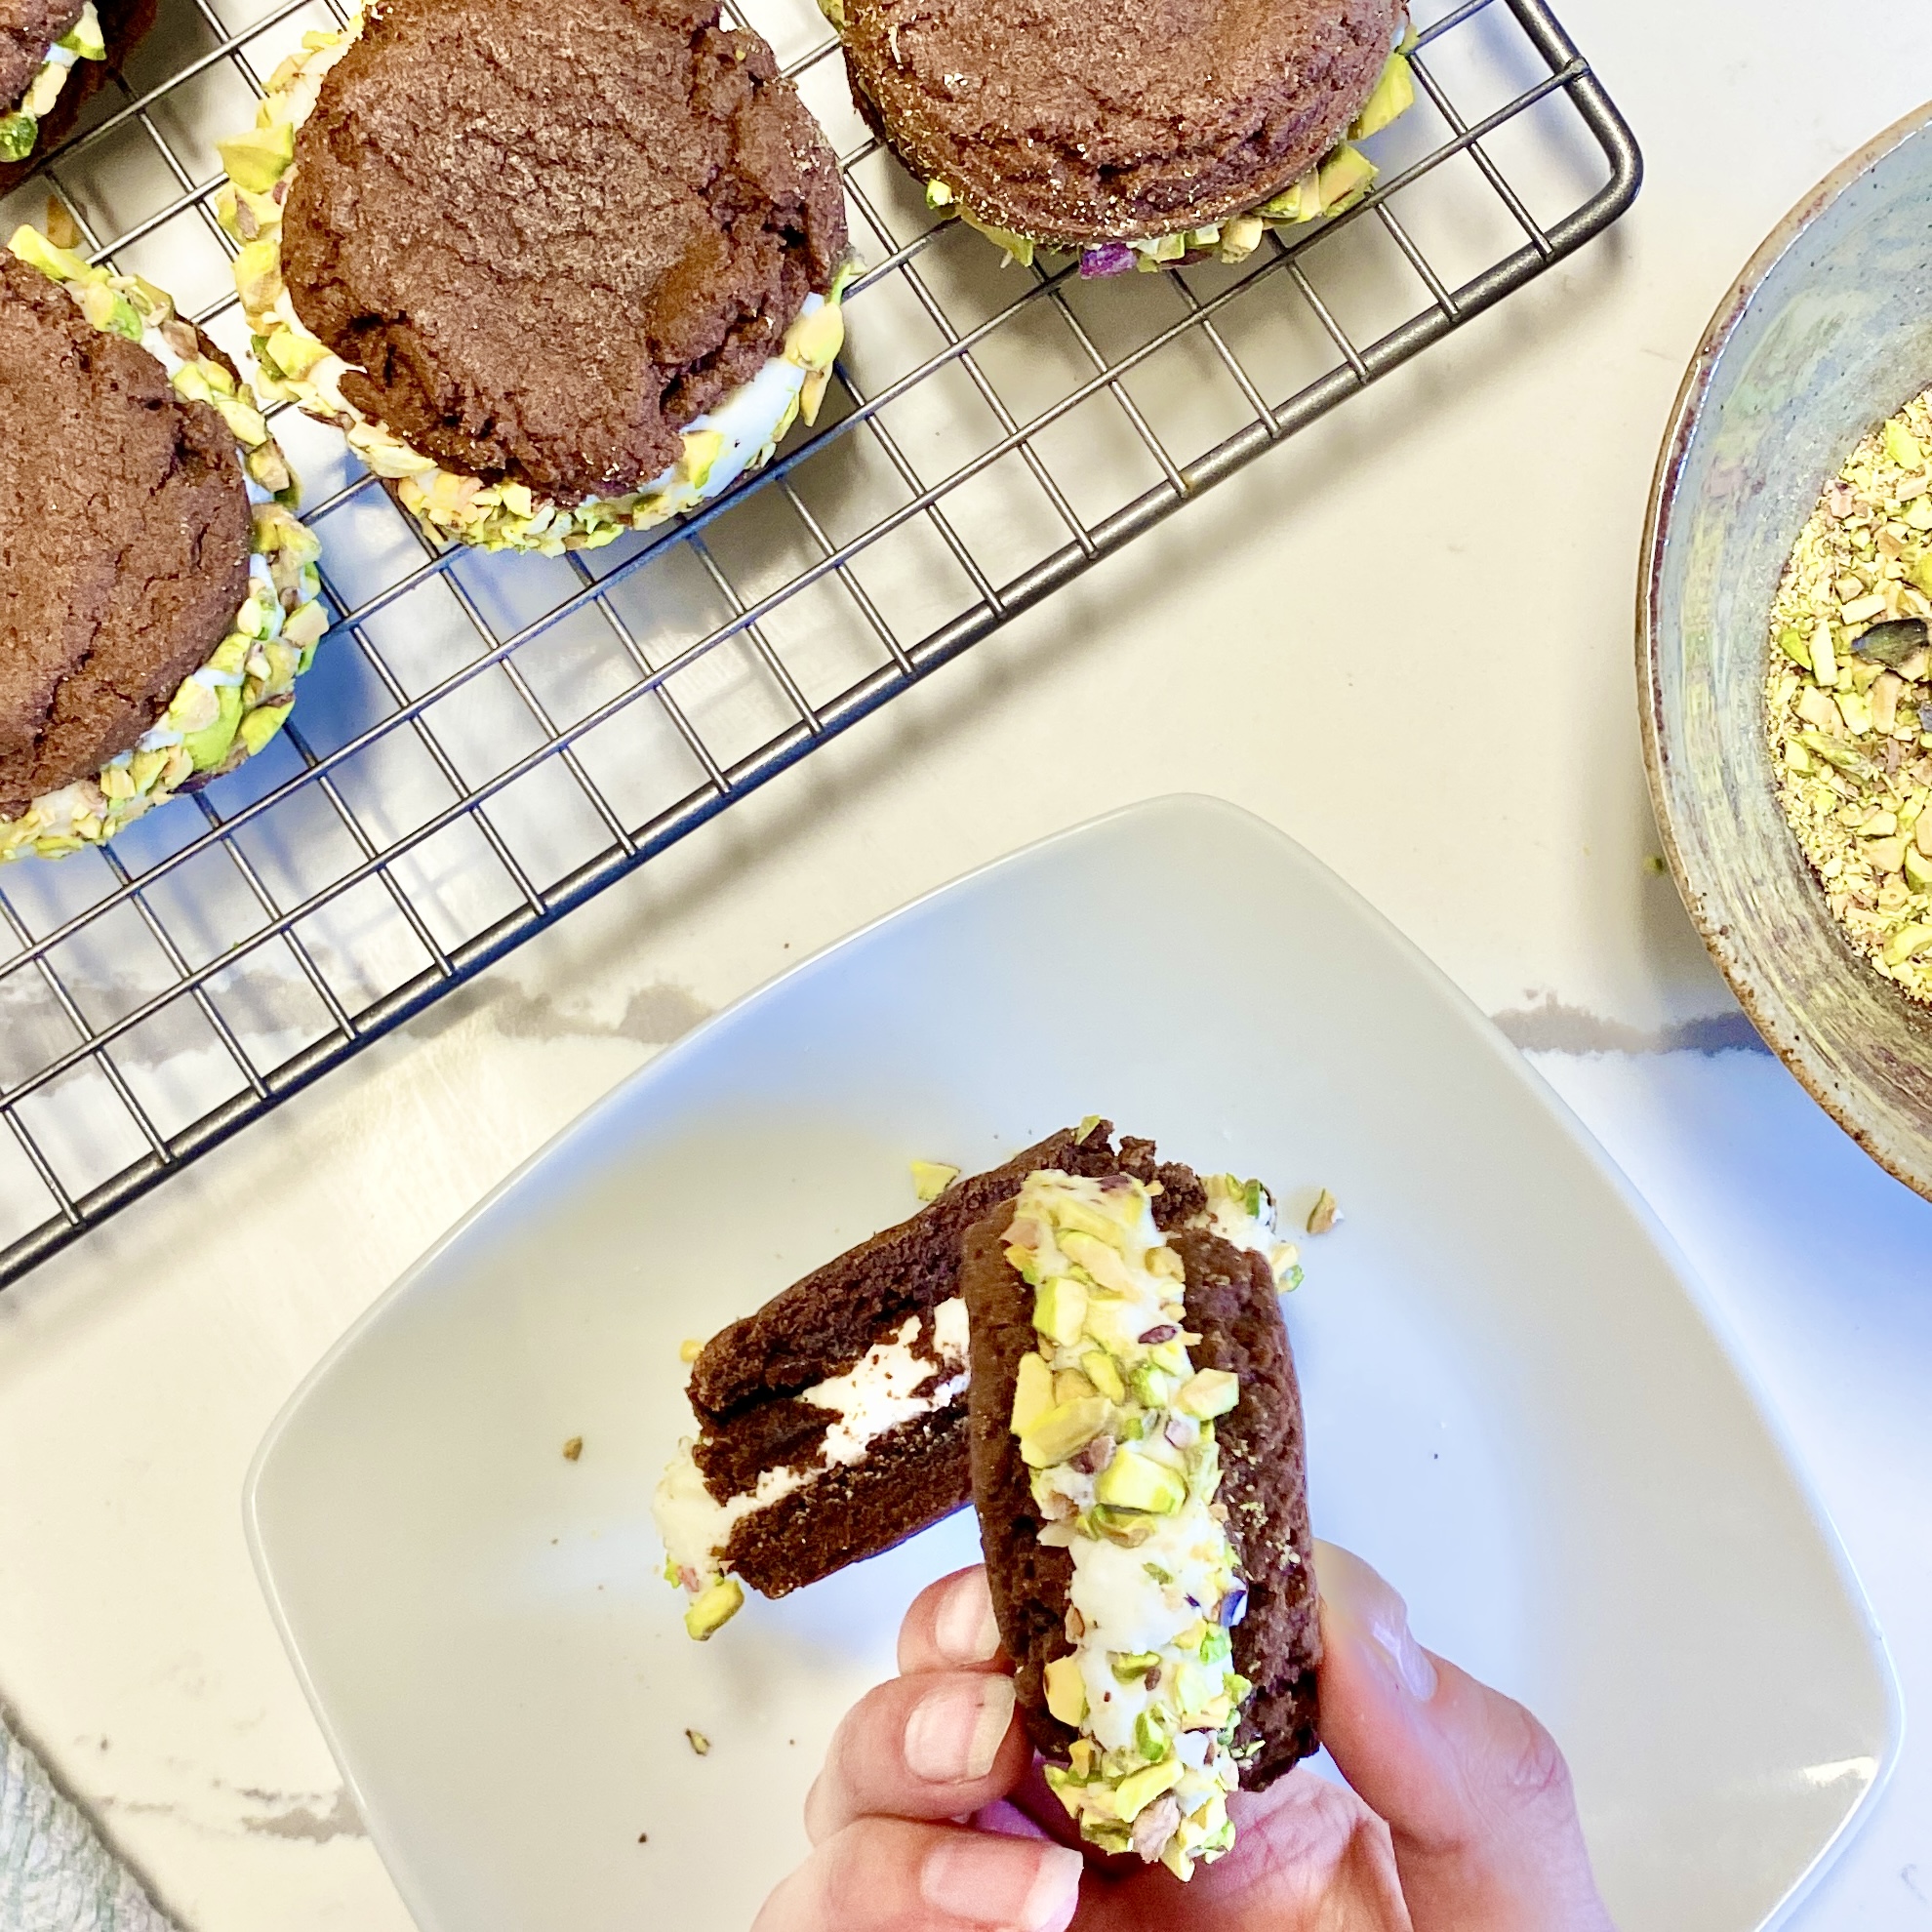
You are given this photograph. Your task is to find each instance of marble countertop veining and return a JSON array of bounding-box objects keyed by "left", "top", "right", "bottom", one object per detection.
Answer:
[{"left": 3, "top": 0, "right": 1932, "bottom": 1925}]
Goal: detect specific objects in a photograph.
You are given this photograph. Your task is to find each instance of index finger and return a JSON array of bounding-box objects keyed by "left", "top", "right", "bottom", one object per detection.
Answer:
[{"left": 899, "top": 1566, "right": 1005, "bottom": 1677}]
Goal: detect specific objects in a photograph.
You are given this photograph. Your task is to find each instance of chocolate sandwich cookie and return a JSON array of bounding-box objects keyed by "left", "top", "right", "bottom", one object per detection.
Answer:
[
  {"left": 0, "top": 0, "right": 149, "bottom": 187},
  {"left": 655, "top": 1120, "right": 1138, "bottom": 1639},
  {"left": 1, "top": 230, "right": 324, "bottom": 862},
  {"left": 833, "top": 0, "right": 1416, "bottom": 275},
  {"left": 219, "top": 0, "right": 853, "bottom": 555},
  {"left": 962, "top": 1163, "right": 1316, "bottom": 1878}
]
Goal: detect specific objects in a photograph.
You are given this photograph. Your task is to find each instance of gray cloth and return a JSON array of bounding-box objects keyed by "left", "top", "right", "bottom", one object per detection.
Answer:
[{"left": 0, "top": 1711, "right": 175, "bottom": 1932}]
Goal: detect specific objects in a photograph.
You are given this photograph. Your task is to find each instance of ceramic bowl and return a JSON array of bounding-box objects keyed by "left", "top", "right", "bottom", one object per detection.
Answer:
[{"left": 1642, "top": 103, "right": 1932, "bottom": 1197}]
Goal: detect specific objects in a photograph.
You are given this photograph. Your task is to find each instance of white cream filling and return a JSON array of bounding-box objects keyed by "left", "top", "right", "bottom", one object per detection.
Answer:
[
  {"left": 654, "top": 1295, "right": 969, "bottom": 1589},
  {"left": 1187, "top": 1172, "right": 1302, "bottom": 1285},
  {"left": 1069, "top": 1506, "right": 1238, "bottom": 1752},
  {"left": 816, "top": 1296, "right": 969, "bottom": 1463},
  {"left": 1192, "top": 1189, "right": 1273, "bottom": 1256}
]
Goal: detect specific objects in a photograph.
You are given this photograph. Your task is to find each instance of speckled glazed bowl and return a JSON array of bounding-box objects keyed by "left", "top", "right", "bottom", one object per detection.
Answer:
[{"left": 1642, "top": 102, "right": 1932, "bottom": 1198}]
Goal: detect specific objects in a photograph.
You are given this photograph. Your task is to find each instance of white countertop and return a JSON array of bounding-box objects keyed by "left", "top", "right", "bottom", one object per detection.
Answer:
[{"left": 3, "top": 1, "right": 1930, "bottom": 1925}]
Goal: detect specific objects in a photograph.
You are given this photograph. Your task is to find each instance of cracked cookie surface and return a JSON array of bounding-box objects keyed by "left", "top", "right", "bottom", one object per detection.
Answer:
[
  {"left": 280, "top": 0, "right": 848, "bottom": 502},
  {"left": 0, "top": 253, "right": 250, "bottom": 816}
]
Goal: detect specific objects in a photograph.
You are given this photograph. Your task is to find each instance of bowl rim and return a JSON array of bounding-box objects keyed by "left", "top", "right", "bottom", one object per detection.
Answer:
[{"left": 1637, "top": 98, "right": 1932, "bottom": 1202}]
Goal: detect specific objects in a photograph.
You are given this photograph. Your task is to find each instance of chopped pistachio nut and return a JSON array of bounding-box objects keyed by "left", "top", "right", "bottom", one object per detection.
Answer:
[
  {"left": 910, "top": 1157, "right": 960, "bottom": 1201},
  {"left": 678, "top": 1337, "right": 705, "bottom": 1363},
  {"left": 0, "top": 3, "right": 105, "bottom": 163},
  {"left": 1765, "top": 381, "right": 1932, "bottom": 1001},
  {"left": 1306, "top": 1187, "right": 1341, "bottom": 1235},
  {"left": 928, "top": 45, "right": 1412, "bottom": 277},
  {"left": 684, "top": 1727, "right": 711, "bottom": 1756},
  {"left": 1, "top": 227, "right": 322, "bottom": 865},
  {"left": 683, "top": 1576, "right": 744, "bottom": 1640},
  {"left": 221, "top": 6, "right": 858, "bottom": 555},
  {"left": 1007, "top": 1170, "right": 1249, "bottom": 1880}
]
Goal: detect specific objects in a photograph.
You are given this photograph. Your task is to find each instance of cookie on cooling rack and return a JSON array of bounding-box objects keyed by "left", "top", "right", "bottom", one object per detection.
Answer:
[
  {"left": 833, "top": 0, "right": 1416, "bottom": 275},
  {"left": 0, "top": 230, "right": 325, "bottom": 864},
  {"left": 217, "top": 0, "right": 853, "bottom": 557},
  {"left": 0, "top": 0, "right": 155, "bottom": 188}
]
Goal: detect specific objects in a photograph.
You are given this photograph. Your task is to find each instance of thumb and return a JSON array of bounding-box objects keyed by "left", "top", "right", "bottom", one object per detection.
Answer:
[{"left": 1311, "top": 1542, "right": 1615, "bottom": 1932}]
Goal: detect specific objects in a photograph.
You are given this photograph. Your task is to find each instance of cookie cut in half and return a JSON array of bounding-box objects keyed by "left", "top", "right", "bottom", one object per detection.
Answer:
[
  {"left": 219, "top": 0, "right": 853, "bottom": 555},
  {"left": 832, "top": 0, "right": 1416, "bottom": 275},
  {"left": 962, "top": 1161, "right": 1317, "bottom": 1878},
  {"left": 1, "top": 229, "right": 323, "bottom": 862},
  {"left": 655, "top": 1121, "right": 1142, "bottom": 1640},
  {"left": 0, "top": 0, "right": 149, "bottom": 186}
]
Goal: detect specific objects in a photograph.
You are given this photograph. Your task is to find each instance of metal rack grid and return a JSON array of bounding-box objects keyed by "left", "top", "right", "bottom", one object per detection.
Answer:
[{"left": 0, "top": 0, "right": 1639, "bottom": 1287}]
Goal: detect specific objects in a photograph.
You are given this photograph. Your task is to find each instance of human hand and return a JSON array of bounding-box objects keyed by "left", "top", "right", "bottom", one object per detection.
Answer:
[{"left": 754, "top": 1541, "right": 1615, "bottom": 1932}]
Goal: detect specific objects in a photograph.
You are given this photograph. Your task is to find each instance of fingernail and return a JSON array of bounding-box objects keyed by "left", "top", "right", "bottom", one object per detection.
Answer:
[
  {"left": 905, "top": 1675, "right": 1016, "bottom": 1783},
  {"left": 935, "top": 1569, "right": 1003, "bottom": 1665},
  {"left": 922, "top": 1834, "right": 1083, "bottom": 1930},
  {"left": 1314, "top": 1540, "right": 1438, "bottom": 1702}
]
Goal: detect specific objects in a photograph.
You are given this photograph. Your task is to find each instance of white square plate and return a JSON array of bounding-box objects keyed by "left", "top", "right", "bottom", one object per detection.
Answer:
[{"left": 246, "top": 795, "right": 1898, "bottom": 1932}]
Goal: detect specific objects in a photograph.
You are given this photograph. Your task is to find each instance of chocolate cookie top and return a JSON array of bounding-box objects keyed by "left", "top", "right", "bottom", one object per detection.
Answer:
[
  {"left": 0, "top": 254, "right": 251, "bottom": 817},
  {"left": 841, "top": 0, "right": 1402, "bottom": 246},
  {"left": 281, "top": 0, "right": 848, "bottom": 503},
  {"left": 0, "top": 0, "right": 80, "bottom": 109}
]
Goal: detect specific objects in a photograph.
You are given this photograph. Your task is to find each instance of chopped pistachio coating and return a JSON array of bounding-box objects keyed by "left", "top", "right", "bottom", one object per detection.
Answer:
[
  {"left": 1, "top": 227, "right": 323, "bottom": 864},
  {"left": 1006, "top": 1170, "right": 1249, "bottom": 1880},
  {"left": 924, "top": 44, "right": 1416, "bottom": 278},
  {"left": 221, "top": 8, "right": 857, "bottom": 556},
  {"left": 0, "top": 3, "right": 105, "bottom": 163}
]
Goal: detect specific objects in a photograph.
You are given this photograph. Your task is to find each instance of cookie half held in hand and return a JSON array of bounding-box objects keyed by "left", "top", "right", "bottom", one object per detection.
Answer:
[
  {"left": 653, "top": 1119, "right": 1147, "bottom": 1641},
  {"left": 219, "top": 0, "right": 854, "bottom": 556},
  {"left": 962, "top": 1165, "right": 1319, "bottom": 1879},
  {"left": 0, "top": 231, "right": 322, "bottom": 863},
  {"left": 833, "top": 0, "right": 1417, "bottom": 276}
]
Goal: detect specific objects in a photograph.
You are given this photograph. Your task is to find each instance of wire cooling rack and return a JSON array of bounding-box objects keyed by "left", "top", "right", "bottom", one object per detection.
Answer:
[{"left": 0, "top": 0, "right": 1638, "bottom": 1285}]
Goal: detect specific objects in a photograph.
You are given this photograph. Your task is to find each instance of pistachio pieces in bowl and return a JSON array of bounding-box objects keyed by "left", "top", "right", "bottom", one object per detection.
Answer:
[{"left": 1642, "top": 101, "right": 1932, "bottom": 1197}]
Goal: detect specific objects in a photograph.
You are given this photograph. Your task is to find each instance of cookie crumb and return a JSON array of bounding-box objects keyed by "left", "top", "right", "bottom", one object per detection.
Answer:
[
  {"left": 637, "top": 1831, "right": 649, "bottom": 1843},
  {"left": 562, "top": 1436, "right": 584, "bottom": 1462}
]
